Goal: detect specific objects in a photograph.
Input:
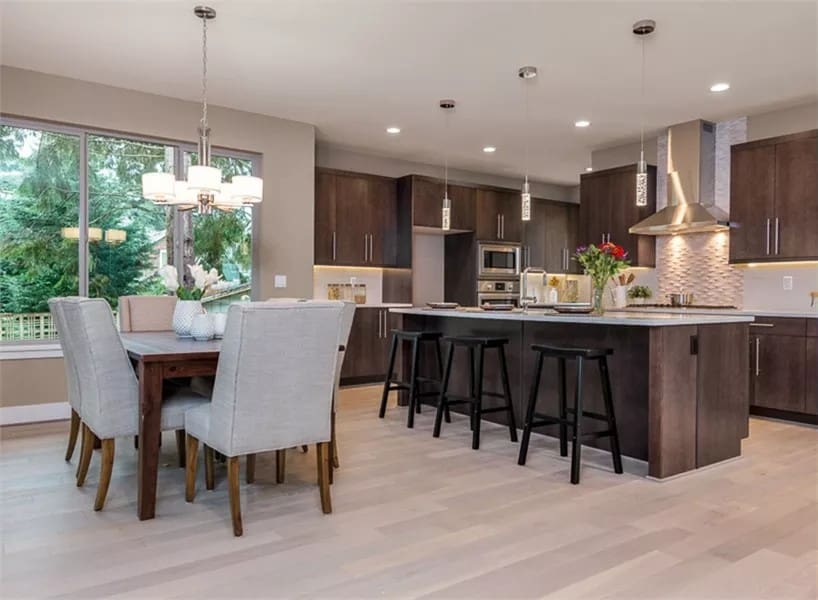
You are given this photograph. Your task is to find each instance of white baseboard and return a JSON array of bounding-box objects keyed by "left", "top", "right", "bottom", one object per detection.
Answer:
[{"left": 0, "top": 402, "right": 70, "bottom": 425}]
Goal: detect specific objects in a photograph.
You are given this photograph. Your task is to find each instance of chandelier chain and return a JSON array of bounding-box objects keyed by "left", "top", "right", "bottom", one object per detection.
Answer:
[{"left": 639, "top": 35, "right": 645, "bottom": 153}]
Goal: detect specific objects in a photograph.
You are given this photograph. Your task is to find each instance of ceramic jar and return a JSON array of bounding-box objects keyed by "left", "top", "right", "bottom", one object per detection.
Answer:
[
  {"left": 211, "top": 312, "right": 227, "bottom": 338},
  {"left": 190, "top": 313, "right": 215, "bottom": 341},
  {"left": 172, "top": 300, "right": 204, "bottom": 338}
]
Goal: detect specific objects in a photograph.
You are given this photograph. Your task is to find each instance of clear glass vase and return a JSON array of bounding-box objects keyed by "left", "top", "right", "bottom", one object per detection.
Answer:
[{"left": 592, "top": 284, "right": 605, "bottom": 316}]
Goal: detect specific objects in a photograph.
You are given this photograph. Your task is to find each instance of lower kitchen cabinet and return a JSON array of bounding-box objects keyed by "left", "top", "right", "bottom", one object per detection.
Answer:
[{"left": 340, "top": 307, "right": 400, "bottom": 385}]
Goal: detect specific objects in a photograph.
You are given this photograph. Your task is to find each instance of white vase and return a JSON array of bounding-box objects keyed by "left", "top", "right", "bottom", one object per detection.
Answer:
[
  {"left": 612, "top": 285, "right": 629, "bottom": 309},
  {"left": 173, "top": 300, "right": 203, "bottom": 338},
  {"left": 190, "top": 313, "right": 215, "bottom": 341},
  {"left": 211, "top": 313, "right": 227, "bottom": 338}
]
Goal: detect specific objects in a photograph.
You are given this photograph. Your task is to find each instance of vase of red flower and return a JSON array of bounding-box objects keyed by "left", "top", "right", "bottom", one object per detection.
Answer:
[{"left": 574, "top": 242, "right": 630, "bottom": 315}]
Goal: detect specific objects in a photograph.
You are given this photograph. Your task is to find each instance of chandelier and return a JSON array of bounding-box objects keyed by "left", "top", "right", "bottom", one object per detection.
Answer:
[{"left": 141, "top": 6, "right": 262, "bottom": 213}]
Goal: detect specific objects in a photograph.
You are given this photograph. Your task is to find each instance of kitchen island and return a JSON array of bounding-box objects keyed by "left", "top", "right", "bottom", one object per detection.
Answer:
[{"left": 390, "top": 308, "right": 755, "bottom": 479}]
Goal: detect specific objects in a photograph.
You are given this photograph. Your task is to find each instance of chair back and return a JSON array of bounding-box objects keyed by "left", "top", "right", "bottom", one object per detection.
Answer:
[
  {"left": 209, "top": 301, "right": 344, "bottom": 455},
  {"left": 118, "top": 295, "right": 176, "bottom": 332},
  {"left": 48, "top": 298, "right": 82, "bottom": 412},
  {"left": 334, "top": 301, "right": 357, "bottom": 392},
  {"left": 59, "top": 298, "right": 138, "bottom": 438}
]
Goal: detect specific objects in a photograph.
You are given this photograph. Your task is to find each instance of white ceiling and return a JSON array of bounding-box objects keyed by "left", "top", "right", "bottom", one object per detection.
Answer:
[{"left": 1, "top": 1, "right": 816, "bottom": 186}]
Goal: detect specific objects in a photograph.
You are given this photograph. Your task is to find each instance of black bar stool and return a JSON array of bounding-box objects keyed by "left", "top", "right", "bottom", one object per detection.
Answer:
[
  {"left": 433, "top": 336, "right": 518, "bottom": 450},
  {"left": 379, "top": 330, "right": 451, "bottom": 428},
  {"left": 518, "top": 344, "right": 623, "bottom": 484}
]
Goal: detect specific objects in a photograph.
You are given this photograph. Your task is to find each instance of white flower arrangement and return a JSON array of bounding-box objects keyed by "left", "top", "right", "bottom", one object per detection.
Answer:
[{"left": 158, "top": 263, "right": 222, "bottom": 300}]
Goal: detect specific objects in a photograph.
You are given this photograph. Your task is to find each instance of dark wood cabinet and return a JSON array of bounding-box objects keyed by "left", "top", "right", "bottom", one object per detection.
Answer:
[
  {"left": 579, "top": 164, "right": 656, "bottom": 267},
  {"left": 522, "top": 200, "right": 580, "bottom": 273},
  {"left": 730, "top": 130, "right": 818, "bottom": 263},
  {"left": 475, "top": 189, "right": 521, "bottom": 242},
  {"left": 340, "top": 307, "right": 397, "bottom": 385},
  {"left": 315, "top": 169, "right": 404, "bottom": 268},
  {"left": 806, "top": 336, "right": 817, "bottom": 416},
  {"left": 402, "top": 175, "right": 476, "bottom": 232}
]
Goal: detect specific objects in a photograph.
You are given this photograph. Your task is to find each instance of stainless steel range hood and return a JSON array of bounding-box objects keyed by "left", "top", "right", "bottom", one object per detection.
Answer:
[{"left": 629, "top": 119, "right": 731, "bottom": 235}]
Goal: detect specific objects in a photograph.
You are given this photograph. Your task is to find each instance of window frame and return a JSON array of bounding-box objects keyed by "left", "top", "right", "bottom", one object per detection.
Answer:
[{"left": 0, "top": 115, "right": 261, "bottom": 353}]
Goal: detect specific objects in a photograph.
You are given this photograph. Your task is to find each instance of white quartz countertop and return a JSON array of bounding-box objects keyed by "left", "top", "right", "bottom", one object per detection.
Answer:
[
  {"left": 360, "top": 303, "right": 413, "bottom": 308},
  {"left": 615, "top": 307, "right": 818, "bottom": 319},
  {"left": 389, "top": 307, "right": 755, "bottom": 327}
]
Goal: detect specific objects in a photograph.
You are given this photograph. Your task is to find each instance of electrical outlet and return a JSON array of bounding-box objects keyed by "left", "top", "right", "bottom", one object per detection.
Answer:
[
  {"left": 783, "top": 276, "right": 793, "bottom": 291},
  {"left": 274, "top": 275, "right": 287, "bottom": 288}
]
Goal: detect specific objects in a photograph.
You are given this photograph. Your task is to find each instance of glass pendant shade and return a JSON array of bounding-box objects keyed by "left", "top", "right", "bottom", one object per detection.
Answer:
[
  {"left": 635, "top": 155, "right": 648, "bottom": 207},
  {"left": 521, "top": 180, "right": 532, "bottom": 222},
  {"left": 230, "top": 176, "right": 263, "bottom": 204},
  {"left": 187, "top": 165, "right": 222, "bottom": 193},
  {"left": 142, "top": 173, "right": 176, "bottom": 203},
  {"left": 441, "top": 195, "right": 451, "bottom": 231}
]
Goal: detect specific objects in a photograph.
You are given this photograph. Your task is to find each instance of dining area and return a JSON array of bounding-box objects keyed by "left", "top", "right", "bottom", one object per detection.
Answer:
[{"left": 50, "top": 293, "right": 356, "bottom": 537}]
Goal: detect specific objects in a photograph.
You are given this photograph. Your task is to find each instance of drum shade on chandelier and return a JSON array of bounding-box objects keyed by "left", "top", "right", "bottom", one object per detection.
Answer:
[{"left": 141, "top": 6, "right": 262, "bottom": 213}]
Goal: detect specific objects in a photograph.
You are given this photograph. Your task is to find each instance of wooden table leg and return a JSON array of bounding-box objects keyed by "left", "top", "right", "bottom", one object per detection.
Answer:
[{"left": 137, "top": 361, "right": 163, "bottom": 520}]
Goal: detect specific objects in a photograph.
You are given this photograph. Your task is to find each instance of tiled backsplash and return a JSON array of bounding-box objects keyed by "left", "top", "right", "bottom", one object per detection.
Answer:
[{"left": 313, "top": 267, "right": 383, "bottom": 304}]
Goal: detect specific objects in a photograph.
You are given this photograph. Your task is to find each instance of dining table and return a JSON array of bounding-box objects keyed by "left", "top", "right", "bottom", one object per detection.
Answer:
[{"left": 121, "top": 331, "right": 221, "bottom": 521}]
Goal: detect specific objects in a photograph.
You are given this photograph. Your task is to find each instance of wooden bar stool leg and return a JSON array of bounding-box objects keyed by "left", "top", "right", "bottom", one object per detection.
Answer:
[
  {"left": 599, "top": 357, "right": 624, "bottom": 474},
  {"left": 406, "top": 339, "right": 420, "bottom": 428},
  {"left": 433, "top": 342, "right": 455, "bottom": 438},
  {"left": 472, "top": 346, "right": 485, "bottom": 450},
  {"left": 468, "top": 347, "right": 476, "bottom": 432},
  {"left": 498, "top": 346, "right": 518, "bottom": 442},
  {"left": 434, "top": 338, "right": 451, "bottom": 423},
  {"left": 518, "top": 353, "right": 543, "bottom": 466},
  {"left": 570, "top": 357, "right": 584, "bottom": 485},
  {"left": 379, "top": 333, "right": 399, "bottom": 418},
  {"left": 558, "top": 357, "right": 568, "bottom": 457},
  {"left": 65, "top": 409, "right": 80, "bottom": 462}
]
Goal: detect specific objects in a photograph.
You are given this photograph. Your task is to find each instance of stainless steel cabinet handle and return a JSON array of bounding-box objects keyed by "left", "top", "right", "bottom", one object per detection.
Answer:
[
  {"left": 766, "top": 218, "right": 771, "bottom": 255},
  {"left": 364, "top": 235, "right": 368, "bottom": 262},
  {"left": 774, "top": 218, "right": 780, "bottom": 255},
  {"left": 755, "top": 337, "right": 760, "bottom": 376},
  {"left": 496, "top": 214, "right": 500, "bottom": 239},
  {"left": 332, "top": 231, "right": 336, "bottom": 261},
  {"left": 369, "top": 234, "right": 374, "bottom": 263},
  {"left": 501, "top": 215, "right": 505, "bottom": 239},
  {"left": 749, "top": 323, "right": 774, "bottom": 328}
]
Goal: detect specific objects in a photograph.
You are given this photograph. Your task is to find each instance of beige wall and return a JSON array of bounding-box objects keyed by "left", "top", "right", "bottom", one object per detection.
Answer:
[
  {"left": 590, "top": 137, "right": 658, "bottom": 172},
  {"left": 747, "top": 101, "right": 818, "bottom": 141},
  {"left": 1, "top": 66, "right": 316, "bottom": 300},
  {"left": 0, "top": 359, "right": 67, "bottom": 407}
]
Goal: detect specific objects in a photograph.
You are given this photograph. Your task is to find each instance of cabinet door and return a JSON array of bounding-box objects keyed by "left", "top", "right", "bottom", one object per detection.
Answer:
[
  {"left": 805, "top": 337, "right": 817, "bottom": 416},
  {"left": 475, "top": 190, "right": 501, "bottom": 241},
  {"left": 411, "top": 177, "right": 444, "bottom": 228},
  {"left": 752, "top": 334, "right": 806, "bottom": 412},
  {"left": 498, "top": 191, "right": 522, "bottom": 242},
  {"left": 774, "top": 136, "right": 818, "bottom": 260},
  {"left": 335, "top": 175, "right": 370, "bottom": 266},
  {"left": 564, "top": 203, "right": 580, "bottom": 273},
  {"left": 579, "top": 173, "right": 612, "bottom": 247},
  {"left": 341, "top": 308, "right": 382, "bottom": 380},
  {"left": 367, "top": 177, "right": 397, "bottom": 267},
  {"left": 449, "top": 184, "right": 476, "bottom": 231},
  {"left": 729, "top": 145, "right": 776, "bottom": 262},
  {"left": 522, "top": 199, "right": 548, "bottom": 269},
  {"left": 608, "top": 168, "right": 656, "bottom": 267},
  {"left": 315, "top": 170, "right": 337, "bottom": 265},
  {"left": 544, "top": 202, "right": 570, "bottom": 273}
]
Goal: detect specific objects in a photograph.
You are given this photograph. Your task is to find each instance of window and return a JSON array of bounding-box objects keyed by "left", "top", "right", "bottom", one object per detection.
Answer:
[{"left": 0, "top": 118, "right": 259, "bottom": 342}]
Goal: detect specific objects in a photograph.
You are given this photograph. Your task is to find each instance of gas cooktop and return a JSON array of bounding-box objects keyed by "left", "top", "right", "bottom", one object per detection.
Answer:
[{"left": 630, "top": 304, "right": 738, "bottom": 309}]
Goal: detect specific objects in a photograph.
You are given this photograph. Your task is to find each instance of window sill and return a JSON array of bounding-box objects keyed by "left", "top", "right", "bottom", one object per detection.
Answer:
[{"left": 0, "top": 342, "right": 63, "bottom": 361}]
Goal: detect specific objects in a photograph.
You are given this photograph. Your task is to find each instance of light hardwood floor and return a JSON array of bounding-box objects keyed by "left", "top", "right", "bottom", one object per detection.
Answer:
[{"left": 1, "top": 385, "right": 816, "bottom": 599}]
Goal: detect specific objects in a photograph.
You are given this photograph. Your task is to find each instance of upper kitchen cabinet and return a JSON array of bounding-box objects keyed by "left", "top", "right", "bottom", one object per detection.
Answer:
[
  {"left": 401, "top": 175, "right": 476, "bottom": 232},
  {"left": 475, "top": 189, "right": 522, "bottom": 242},
  {"left": 730, "top": 130, "right": 818, "bottom": 263},
  {"left": 579, "top": 164, "right": 656, "bottom": 267},
  {"left": 522, "top": 199, "right": 580, "bottom": 273},
  {"left": 315, "top": 168, "right": 408, "bottom": 268}
]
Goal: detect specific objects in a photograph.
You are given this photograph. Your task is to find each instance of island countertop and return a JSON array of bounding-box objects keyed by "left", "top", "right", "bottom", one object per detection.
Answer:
[{"left": 389, "top": 307, "right": 755, "bottom": 327}]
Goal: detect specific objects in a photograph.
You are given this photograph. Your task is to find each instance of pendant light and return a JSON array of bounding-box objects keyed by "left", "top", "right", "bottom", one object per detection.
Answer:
[
  {"left": 518, "top": 66, "right": 537, "bottom": 221},
  {"left": 439, "top": 99, "right": 456, "bottom": 231},
  {"left": 141, "top": 6, "right": 263, "bottom": 213},
  {"left": 633, "top": 19, "right": 655, "bottom": 207}
]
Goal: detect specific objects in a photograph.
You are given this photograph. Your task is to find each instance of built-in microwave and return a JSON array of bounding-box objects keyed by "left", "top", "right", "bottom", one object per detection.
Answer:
[{"left": 477, "top": 243, "right": 521, "bottom": 279}]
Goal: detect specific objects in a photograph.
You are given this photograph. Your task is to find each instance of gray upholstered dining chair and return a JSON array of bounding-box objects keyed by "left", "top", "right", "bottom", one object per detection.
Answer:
[
  {"left": 51, "top": 297, "right": 210, "bottom": 511},
  {"left": 48, "top": 298, "right": 83, "bottom": 463},
  {"left": 183, "top": 301, "right": 345, "bottom": 536}
]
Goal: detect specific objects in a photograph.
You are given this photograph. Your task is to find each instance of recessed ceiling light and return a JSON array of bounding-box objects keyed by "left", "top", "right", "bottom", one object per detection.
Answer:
[
  {"left": 574, "top": 120, "right": 591, "bottom": 128},
  {"left": 585, "top": 167, "right": 593, "bottom": 172},
  {"left": 483, "top": 146, "right": 497, "bottom": 153},
  {"left": 386, "top": 126, "right": 401, "bottom": 134},
  {"left": 710, "top": 82, "right": 730, "bottom": 93}
]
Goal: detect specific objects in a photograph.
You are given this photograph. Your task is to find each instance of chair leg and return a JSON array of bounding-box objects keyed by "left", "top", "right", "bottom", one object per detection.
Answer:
[
  {"left": 65, "top": 409, "right": 80, "bottom": 462},
  {"left": 406, "top": 339, "right": 420, "bottom": 428},
  {"left": 570, "top": 357, "right": 584, "bottom": 485},
  {"left": 185, "top": 434, "right": 200, "bottom": 502},
  {"left": 472, "top": 346, "right": 485, "bottom": 450},
  {"left": 316, "top": 442, "right": 332, "bottom": 514},
  {"left": 518, "top": 353, "right": 544, "bottom": 466},
  {"left": 558, "top": 357, "right": 568, "bottom": 457},
  {"left": 498, "top": 346, "right": 518, "bottom": 443},
  {"left": 93, "top": 439, "right": 115, "bottom": 511},
  {"left": 175, "top": 430, "right": 186, "bottom": 468},
  {"left": 246, "top": 454, "right": 256, "bottom": 484},
  {"left": 76, "top": 424, "right": 94, "bottom": 487},
  {"left": 331, "top": 411, "right": 340, "bottom": 469},
  {"left": 204, "top": 445, "right": 215, "bottom": 490},
  {"left": 600, "top": 357, "right": 624, "bottom": 474},
  {"left": 379, "top": 334, "right": 399, "bottom": 418},
  {"left": 433, "top": 342, "right": 454, "bottom": 438},
  {"left": 226, "top": 457, "right": 243, "bottom": 536},
  {"left": 276, "top": 449, "right": 286, "bottom": 484},
  {"left": 434, "top": 338, "right": 452, "bottom": 423}
]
